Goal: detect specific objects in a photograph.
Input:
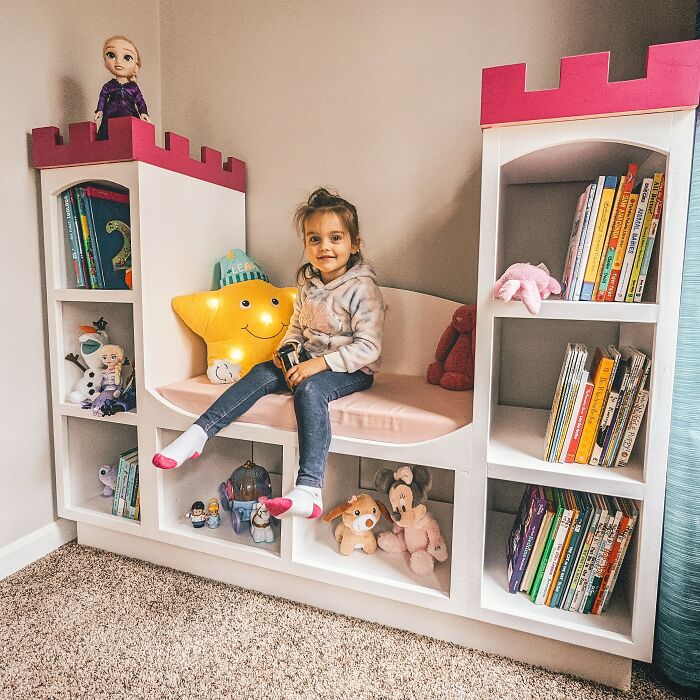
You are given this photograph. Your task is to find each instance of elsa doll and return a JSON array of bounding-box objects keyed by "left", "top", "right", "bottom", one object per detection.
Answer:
[
  {"left": 87, "top": 344, "right": 125, "bottom": 415},
  {"left": 95, "top": 35, "right": 151, "bottom": 140}
]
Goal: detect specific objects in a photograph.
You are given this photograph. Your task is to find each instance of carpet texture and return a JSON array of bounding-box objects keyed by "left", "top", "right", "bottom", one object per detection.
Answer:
[{"left": 0, "top": 542, "right": 695, "bottom": 700}]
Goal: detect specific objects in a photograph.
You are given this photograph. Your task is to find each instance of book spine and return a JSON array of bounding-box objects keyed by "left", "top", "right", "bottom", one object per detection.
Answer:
[
  {"left": 559, "top": 371, "right": 588, "bottom": 464},
  {"left": 589, "top": 388, "right": 619, "bottom": 466},
  {"left": 616, "top": 179, "right": 652, "bottom": 302},
  {"left": 561, "top": 190, "right": 588, "bottom": 299},
  {"left": 626, "top": 174, "right": 663, "bottom": 302},
  {"left": 124, "top": 459, "right": 137, "bottom": 519},
  {"left": 133, "top": 488, "right": 141, "bottom": 521},
  {"left": 129, "top": 463, "right": 140, "bottom": 518},
  {"left": 580, "top": 177, "right": 618, "bottom": 301},
  {"left": 605, "top": 192, "right": 639, "bottom": 301},
  {"left": 112, "top": 458, "right": 126, "bottom": 516},
  {"left": 549, "top": 496, "right": 584, "bottom": 608},
  {"left": 575, "top": 354, "right": 614, "bottom": 464},
  {"left": 615, "top": 389, "right": 649, "bottom": 468},
  {"left": 521, "top": 509, "right": 554, "bottom": 593},
  {"left": 573, "top": 179, "right": 604, "bottom": 301},
  {"left": 600, "top": 511, "right": 638, "bottom": 612},
  {"left": 563, "top": 501, "right": 599, "bottom": 610},
  {"left": 634, "top": 176, "right": 665, "bottom": 303},
  {"left": 572, "top": 499, "right": 608, "bottom": 612},
  {"left": 544, "top": 344, "right": 577, "bottom": 461},
  {"left": 565, "top": 380, "right": 593, "bottom": 462},
  {"left": 74, "top": 186, "right": 99, "bottom": 289},
  {"left": 511, "top": 497, "right": 547, "bottom": 593},
  {"left": 529, "top": 505, "right": 562, "bottom": 603},
  {"left": 81, "top": 187, "right": 105, "bottom": 289},
  {"left": 536, "top": 497, "right": 573, "bottom": 605},
  {"left": 592, "top": 510, "right": 631, "bottom": 614},
  {"left": 61, "top": 190, "right": 85, "bottom": 288},
  {"left": 583, "top": 503, "right": 622, "bottom": 613},
  {"left": 552, "top": 348, "right": 586, "bottom": 461}
]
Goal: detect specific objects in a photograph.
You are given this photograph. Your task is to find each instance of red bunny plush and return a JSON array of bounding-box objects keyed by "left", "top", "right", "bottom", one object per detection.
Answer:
[{"left": 426, "top": 304, "right": 476, "bottom": 391}]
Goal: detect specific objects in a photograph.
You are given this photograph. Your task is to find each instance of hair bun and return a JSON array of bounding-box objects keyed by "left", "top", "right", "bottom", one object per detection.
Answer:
[{"left": 308, "top": 188, "right": 337, "bottom": 206}]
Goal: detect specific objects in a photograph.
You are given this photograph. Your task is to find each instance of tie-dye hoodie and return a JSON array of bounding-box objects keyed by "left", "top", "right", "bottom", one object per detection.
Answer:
[{"left": 279, "top": 262, "right": 384, "bottom": 374}]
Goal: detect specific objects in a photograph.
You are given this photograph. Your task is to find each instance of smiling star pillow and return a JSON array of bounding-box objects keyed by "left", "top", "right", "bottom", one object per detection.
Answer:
[{"left": 172, "top": 251, "right": 295, "bottom": 383}]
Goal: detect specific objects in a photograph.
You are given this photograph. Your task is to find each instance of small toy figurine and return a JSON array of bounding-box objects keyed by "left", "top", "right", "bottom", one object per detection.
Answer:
[
  {"left": 426, "top": 304, "right": 476, "bottom": 391},
  {"left": 186, "top": 501, "right": 207, "bottom": 528},
  {"left": 322, "top": 494, "right": 390, "bottom": 556},
  {"left": 84, "top": 344, "right": 126, "bottom": 415},
  {"left": 219, "top": 460, "right": 272, "bottom": 533},
  {"left": 250, "top": 498, "right": 275, "bottom": 543},
  {"left": 206, "top": 498, "right": 221, "bottom": 529},
  {"left": 493, "top": 262, "right": 562, "bottom": 315},
  {"left": 95, "top": 35, "right": 151, "bottom": 140},
  {"left": 375, "top": 465, "right": 449, "bottom": 576},
  {"left": 65, "top": 317, "right": 109, "bottom": 404},
  {"left": 98, "top": 464, "right": 118, "bottom": 497}
]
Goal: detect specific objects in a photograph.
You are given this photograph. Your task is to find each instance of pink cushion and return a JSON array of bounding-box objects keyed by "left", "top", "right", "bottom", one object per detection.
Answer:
[{"left": 156, "top": 373, "right": 473, "bottom": 443}]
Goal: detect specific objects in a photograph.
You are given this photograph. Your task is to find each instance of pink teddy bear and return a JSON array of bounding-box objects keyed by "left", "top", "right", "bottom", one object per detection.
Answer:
[{"left": 493, "top": 262, "right": 561, "bottom": 314}]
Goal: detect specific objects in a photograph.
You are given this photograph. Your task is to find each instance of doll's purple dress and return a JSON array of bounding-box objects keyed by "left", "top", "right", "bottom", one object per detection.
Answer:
[{"left": 96, "top": 79, "right": 148, "bottom": 140}]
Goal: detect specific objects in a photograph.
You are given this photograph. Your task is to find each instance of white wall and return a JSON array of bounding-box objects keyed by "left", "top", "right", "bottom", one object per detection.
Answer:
[
  {"left": 159, "top": 0, "right": 695, "bottom": 301},
  {"left": 0, "top": 1, "right": 161, "bottom": 567}
]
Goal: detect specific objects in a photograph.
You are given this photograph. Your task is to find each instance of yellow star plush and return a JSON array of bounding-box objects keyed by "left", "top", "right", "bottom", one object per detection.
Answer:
[{"left": 172, "top": 279, "right": 296, "bottom": 381}]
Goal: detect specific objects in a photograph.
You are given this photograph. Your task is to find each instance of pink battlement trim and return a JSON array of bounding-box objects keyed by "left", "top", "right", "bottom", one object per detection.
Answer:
[
  {"left": 481, "top": 40, "right": 700, "bottom": 128},
  {"left": 31, "top": 117, "right": 246, "bottom": 192}
]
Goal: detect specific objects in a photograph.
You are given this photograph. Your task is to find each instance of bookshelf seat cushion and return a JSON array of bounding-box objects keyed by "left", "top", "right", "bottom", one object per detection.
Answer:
[{"left": 157, "top": 373, "right": 473, "bottom": 443}]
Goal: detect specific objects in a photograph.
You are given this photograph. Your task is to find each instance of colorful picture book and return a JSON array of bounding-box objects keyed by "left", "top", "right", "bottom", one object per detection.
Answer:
[
  {"left": 560, "top": 165, "right": 665, "bottom": 304},
  {"left": 112, "top": 447, "right": 140, "bottom": 520},
  {"left": 61, "top": 183, "right": 131, "bottom": 290},
  {"left": 545, "top": 344, "right": 650, "bottom": 467},
  {"left": 507, "top": 484, "right": 638, "bottom": 615}
]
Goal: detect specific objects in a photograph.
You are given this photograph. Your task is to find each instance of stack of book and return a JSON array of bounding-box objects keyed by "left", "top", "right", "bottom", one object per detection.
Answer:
[
  {"left": 560, "top": 165, "right": 665, "bottom": 303},
  {"left": 60, "top": 183, "right": 131, "bottom": 289},
  {"left": 507, "top": 484, "right": 638, "bottom": 615},
  {"left": 545, "top": 344, "right": 650, "bottom": 467},
  {"left": 112, "top": 447, "right": 140, "bottom": 520}
]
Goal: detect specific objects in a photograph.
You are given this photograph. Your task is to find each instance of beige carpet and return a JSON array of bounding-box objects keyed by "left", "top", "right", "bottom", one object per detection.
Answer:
[{"left": 0, "top": 542, "right": 695, "bottom": 700}]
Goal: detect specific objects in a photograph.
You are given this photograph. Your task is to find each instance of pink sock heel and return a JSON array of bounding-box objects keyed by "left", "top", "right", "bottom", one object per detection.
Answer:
[
  {"left": 264, "top": 498, "right": 292, "bottom": 517},
  {"left": 309, "top": 504, "right": 323, "bottom": 519},
  {"left": 152, "top": 453, "right": 178, "bottom": 470}
]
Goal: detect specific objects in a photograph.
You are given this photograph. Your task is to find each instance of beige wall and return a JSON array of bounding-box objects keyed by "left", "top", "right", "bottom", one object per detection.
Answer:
[
  {"left": 160, "top": 0, "right": 695, "bottom": 300},
  {"left": 0, "top": 1, "right": 161, "bottom": 551}
]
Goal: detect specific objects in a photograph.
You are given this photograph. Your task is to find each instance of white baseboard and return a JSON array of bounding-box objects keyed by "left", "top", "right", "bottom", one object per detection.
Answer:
[{"left": 0, "top": 518, "right": 77, "bottom": 580}]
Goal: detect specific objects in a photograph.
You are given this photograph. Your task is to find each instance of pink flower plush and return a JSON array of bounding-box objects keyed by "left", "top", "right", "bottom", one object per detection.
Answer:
[{"left": 493, "top": 263, "right": 562, "bottom": 314}]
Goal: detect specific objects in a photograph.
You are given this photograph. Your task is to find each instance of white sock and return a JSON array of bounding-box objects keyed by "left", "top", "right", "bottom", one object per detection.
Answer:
[
  {"left": 266, "top": 485, "right": 323, "bottom": 519},
  {"left": 154, "top": 424, "right": 208, "bottom": 469}
]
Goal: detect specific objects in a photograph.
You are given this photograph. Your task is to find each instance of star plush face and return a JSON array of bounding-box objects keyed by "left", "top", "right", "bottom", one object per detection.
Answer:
[{"left": 172, "top": 279, "right": 296, "bottom": 379}]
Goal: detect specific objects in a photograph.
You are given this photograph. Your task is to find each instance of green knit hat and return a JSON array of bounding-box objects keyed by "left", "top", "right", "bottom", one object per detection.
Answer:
[{"left": 218, "top": 249, "right": 269, "bottom": 288}]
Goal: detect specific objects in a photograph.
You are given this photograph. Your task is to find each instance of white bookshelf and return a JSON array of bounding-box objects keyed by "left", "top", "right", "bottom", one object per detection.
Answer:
[{"left": 473, "top": 109, "right": 695, "bottom": 664}]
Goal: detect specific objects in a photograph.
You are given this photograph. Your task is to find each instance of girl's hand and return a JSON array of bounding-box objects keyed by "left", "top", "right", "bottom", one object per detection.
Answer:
[
  {"left": 272, "top": 352, "right": 283, "bottom": 369},
  {"left": 286, "top": 356, "right": 328, "bottom": 388}
]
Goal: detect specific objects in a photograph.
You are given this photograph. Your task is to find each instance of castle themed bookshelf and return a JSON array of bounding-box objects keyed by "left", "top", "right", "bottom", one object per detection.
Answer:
[{"left": 33, "top": 41, "right": 700, "bottom": 691}]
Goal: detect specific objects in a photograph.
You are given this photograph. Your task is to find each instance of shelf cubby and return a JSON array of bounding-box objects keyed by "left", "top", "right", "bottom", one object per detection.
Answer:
[
  {"left": 292, "top": 453, "right": 454, "bottom": 599},
  {"left": 61, "top": 415, "right": 140, "bottom": 526},
  {"left": 157, "top": 429, "right": 283, "bottom": 557}
]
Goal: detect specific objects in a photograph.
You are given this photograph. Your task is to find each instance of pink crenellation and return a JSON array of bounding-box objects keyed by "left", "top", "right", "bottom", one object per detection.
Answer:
[
  {"left": 481, "top": 40, "right": 700, "bottom": 128},
  {"left": 32, "top": 117, "right": 246, "bottom": 192}
]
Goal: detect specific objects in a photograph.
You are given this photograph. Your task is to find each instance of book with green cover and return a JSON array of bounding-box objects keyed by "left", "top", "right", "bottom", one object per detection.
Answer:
[{"left": 529, "top": 487, "right": 563, "bottom": 602}]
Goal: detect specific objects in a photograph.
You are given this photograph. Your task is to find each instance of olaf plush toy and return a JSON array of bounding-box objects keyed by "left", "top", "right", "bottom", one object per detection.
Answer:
[{"left": 65, "top": 317, "right": 110, "bottom": 404}]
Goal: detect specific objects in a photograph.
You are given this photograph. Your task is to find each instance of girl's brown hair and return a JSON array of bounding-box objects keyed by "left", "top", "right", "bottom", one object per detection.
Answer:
[{"left": 294, "top": 188, "right": 363, "bottom": 283}]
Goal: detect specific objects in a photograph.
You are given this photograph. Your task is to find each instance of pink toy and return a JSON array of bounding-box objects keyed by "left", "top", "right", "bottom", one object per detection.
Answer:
[
  {"left": 481, "top": 40, "right": 700, "bottom": 128},
  {"left": 493, "top": 262, "right": 561, "bottom": 315},
  {"left": 375, "top": 466, "right": 448, "bottom": 576}
]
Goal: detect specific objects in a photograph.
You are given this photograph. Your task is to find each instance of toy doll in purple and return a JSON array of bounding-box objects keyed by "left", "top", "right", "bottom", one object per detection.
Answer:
[
  {"left": 153, "top": 189, "right": 385, "bottom": 522},
  {"left": 95, "top": 36, "right": 151, "bottom": 140}
]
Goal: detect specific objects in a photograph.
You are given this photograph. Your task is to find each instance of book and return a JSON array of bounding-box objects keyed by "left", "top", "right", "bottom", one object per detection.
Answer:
[
  {"left": 61, "top": 190, "right": 86, "bottom": 288},
  {"left": 563, "top": 375, "right": 594, "bottom": 463},
  {"left": 127, "top": 459, "right": 140, "bottom": 519},
  {"left": 559, "top": 370, "right": 588, "bottom": 463},
  {"left": 568, "top": 184, "right": 598, "bottom": 301},
  {"left": 614, "top": 388, "right": 649, "bottom": 468},
  {"left": 574, "top": 348, "right": 615, "bottom": 464},
  {"left": 111, "top": 458, "right": 126, "bottom": 516},
  {"left": 544, "top": 344, "right": 579, "bottom": 461},
  {"left": 583, "top": 496, "right": 623, "bottom": 613},
  {"left": 536, "top": 490, "right": 574, "bottom": 606},
  {"left": 561, "top": 189, "right": 590, "bottom": 299},
  {"left": 596, "top": 164, "right": 637, "bottom": 301},
  {"left": 589, "top": 346, "right": 622, "bottom": 466},
  {"left": 507, "top": 485, "right": 548, "bottom": 593},
  {"left": 73, "top": 186, "right": 100, "bottom": 289},
  {"left": 605, "top": 191, "right": 639, "bottom": 301},
  {"left": 562, "top": 493, "right": 600, "bottom": 610},
  {"left": 78, "top": 187, "right": 106, "bottom": 289},
  {"left": 626, "top": 173, "right": 663, "bottom": 302},
  {"left": 572, "top": 493, "right": 609, "bottom": 612},
  {"left": 551, "top": 345, "right": 588, "bottom": 462},
  {"left": 616, "top": 178, "right": 653, "bottom": 302},
  {"left": 556, "top": 491, "right": 594, "bottom": 609},
  {"left": 84, "top": 185, "right": 132, "bottom": 290},
  {"left": 573, "top": 177, "right": 605, "bottom": 301},
  {"left": 124, "top": 454, "right": 139, "bottom": 519},
  {"left": 580, "top": 176, "right": 618, "bottom": 301},
  {"left": 600, "top": 500, "right": 639, "bottom": 613},
  {"left": 113, "top": 447, "right": 137, "bottom": 517},
  {"left": 633, "top": 175, "right": 665, "bottom": 303},
  {"left": 529, "top": 488, "right": 564, "bottom": 603},
  {"left": 521, "top": 490, "right": 556, "bottom": 594},
  {"left": 549, "top": 490, "right": 586, "bottom": 608}
]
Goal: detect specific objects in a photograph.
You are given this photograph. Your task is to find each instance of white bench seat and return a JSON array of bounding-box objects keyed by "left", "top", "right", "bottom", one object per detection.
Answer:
[{"left": 157, "top": 372, "right": 473, "bottom": 444}]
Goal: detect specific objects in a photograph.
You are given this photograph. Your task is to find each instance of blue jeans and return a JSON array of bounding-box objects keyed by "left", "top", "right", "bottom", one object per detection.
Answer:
[{"left": 194, "top": 360, "right": 374, "bottom": 488}]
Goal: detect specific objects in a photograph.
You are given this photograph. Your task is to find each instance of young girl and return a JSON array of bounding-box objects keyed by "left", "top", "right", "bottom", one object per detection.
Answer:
[
  {"left": 95, "top": 35, "right": 151, "bottom": 141},
  {"left": 153, "top": 188, "right": 385, "bottom": 520}
]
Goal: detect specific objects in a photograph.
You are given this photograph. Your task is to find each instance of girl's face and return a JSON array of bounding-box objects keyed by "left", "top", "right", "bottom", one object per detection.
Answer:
[
  {"left": 304, "top": 212, "right": 358, "bottom": 284},
  {"left": 104, "top": 39, "right": 139, "bottom": 82}
]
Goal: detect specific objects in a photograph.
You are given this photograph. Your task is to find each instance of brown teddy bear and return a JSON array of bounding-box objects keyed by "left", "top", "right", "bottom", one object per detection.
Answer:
[
  {"left": 374, "top": 465, "right": 448, "bottom": 576},
  {"left": 323, "top": 494, "right": 390, "bottom": 555},
  {"left": 426, "top": 304, "right": 476, "bottom": 391}
]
